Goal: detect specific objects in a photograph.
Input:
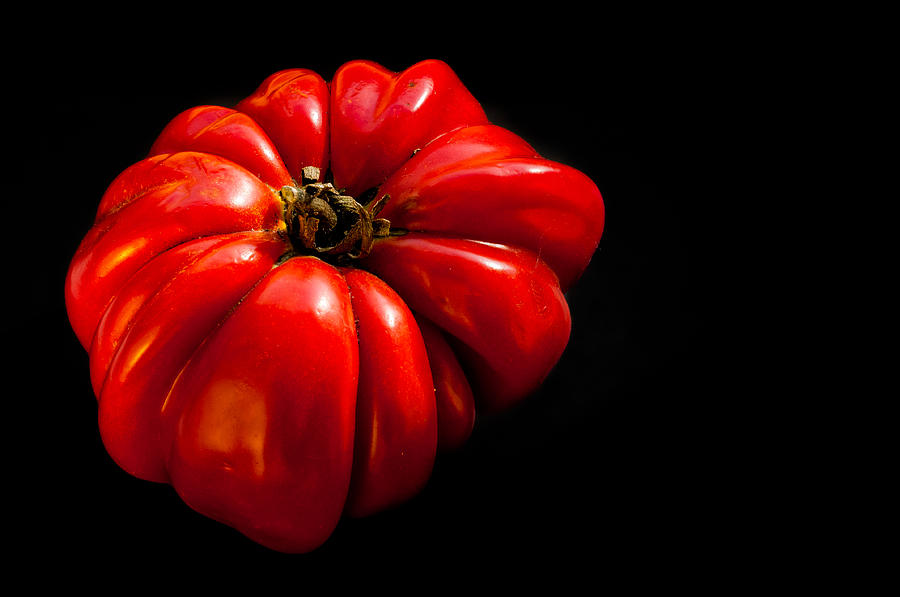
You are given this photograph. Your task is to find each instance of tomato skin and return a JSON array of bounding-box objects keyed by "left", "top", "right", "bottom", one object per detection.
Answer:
[
  {"left": 65, "top": 151, "right": 283, "bottom": 349},
  {"left": 65, "top": 59, "right": 603, "bottom": 552},
  {"left": 161, "top": 257, "right": 359, "bottom": 554},
  {"left": 341, "top": 268, "right": 438, "bottom": 518},
  {"left": 235, "top": 69, "right": 330, "bottom": 181},
  {"left": 149, "top": 105, "right": 293, "bottom": 189},
  {"left": 87, "top": 235, "right": 227, "bottom": 398},
  {"left": 376, "top": 124, "right": 605, "bottom": 290},
  {"left": 329, "top": 59, "right": 488, "bottom": 197},
  {"left": 361, "top": 233, "right": 571, "bottom": 414},
  {"left": 98, "top": 232, "right": 287, "bottom": 482},
  {"left": 415, "top": 316, "right": 476, "bottom": 453}
]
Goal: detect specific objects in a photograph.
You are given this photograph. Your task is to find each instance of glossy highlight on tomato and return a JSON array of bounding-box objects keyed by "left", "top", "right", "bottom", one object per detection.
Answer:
[{"left": 64, "top": 59, "right": 605, "bottom": 553}]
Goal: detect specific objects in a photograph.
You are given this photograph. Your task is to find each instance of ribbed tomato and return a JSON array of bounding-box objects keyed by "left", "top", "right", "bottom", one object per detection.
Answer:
[{"left": 65, "top": 59, "right": 605, "bottom": 553}]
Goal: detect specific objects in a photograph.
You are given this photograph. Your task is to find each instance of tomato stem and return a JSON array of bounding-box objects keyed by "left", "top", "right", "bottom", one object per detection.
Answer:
[{"left": 279, "top": 167, "right": 394, "bottom": 261}]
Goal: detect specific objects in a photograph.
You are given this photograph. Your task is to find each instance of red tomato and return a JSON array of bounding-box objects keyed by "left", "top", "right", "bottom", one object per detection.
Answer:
[{"left": 65, "top": 59, "right": 605, "bottom": 553}]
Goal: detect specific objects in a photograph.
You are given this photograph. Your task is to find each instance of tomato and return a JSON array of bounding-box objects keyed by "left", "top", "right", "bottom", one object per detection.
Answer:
[{"left": 64, "top": 59, "right": 605, "bottom": 553}]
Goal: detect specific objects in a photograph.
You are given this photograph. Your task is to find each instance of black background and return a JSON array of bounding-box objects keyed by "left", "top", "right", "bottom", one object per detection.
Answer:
[{"left": 6, "top": 18, "right": 767, "bottom": 584}]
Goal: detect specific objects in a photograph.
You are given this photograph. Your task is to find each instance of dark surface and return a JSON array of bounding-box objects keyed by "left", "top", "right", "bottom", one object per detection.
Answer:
[{"left": 7, "top": 29, "right": 760, "bottom": 581}]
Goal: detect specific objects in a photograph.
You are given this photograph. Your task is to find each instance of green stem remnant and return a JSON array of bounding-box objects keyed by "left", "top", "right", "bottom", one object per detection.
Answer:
[{"left": 280, "top": 166, "right": 394, "bottom": 261}]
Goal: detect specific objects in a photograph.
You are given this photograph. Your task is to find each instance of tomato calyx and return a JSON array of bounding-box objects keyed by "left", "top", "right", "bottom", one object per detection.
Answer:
[{"left": 279, "top": 167, "right": 395, "bottom": 262}]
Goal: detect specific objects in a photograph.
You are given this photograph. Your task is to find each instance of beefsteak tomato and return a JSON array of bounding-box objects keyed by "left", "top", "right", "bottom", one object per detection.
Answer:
[{"left": 65, "top": 59, "right": 605, "bottom": 553}]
